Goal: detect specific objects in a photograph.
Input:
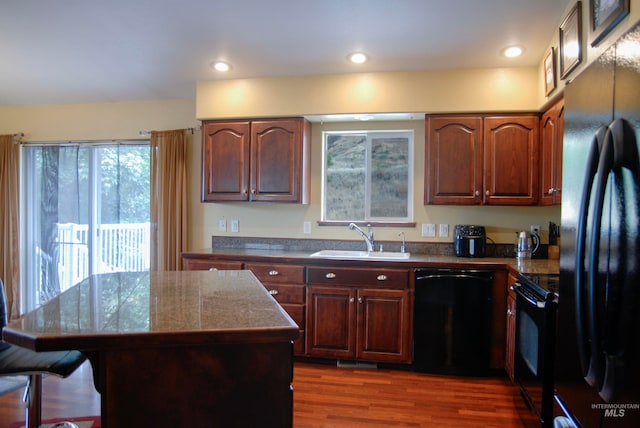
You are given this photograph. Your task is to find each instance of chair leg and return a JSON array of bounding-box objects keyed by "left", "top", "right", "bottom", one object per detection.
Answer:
[{"left": 24, "top": 374, "right": 42, "bottom": 428}]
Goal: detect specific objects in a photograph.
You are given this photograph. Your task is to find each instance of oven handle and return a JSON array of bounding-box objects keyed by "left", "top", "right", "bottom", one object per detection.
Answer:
[{"left": 512, "top": 283, "right": 546, "bottom": 309}]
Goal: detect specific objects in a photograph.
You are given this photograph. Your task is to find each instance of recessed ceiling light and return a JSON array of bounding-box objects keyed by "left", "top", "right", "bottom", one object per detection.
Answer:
[
  {"left": 211, "top": 61, "right": 231, "bottom": 72},
  {"left": 503, "top": 46, "right": 523, "bottom": 58},
  {"left": 348, "top": 52, "right": 368, "bottom": 64}
]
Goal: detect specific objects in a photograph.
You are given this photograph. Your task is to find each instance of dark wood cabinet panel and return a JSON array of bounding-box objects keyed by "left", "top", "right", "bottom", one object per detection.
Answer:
[
  {"left": 306, "top": 286, "right": 356, "bottom": 359},
  {"left": 201, "top": 118, "right": 310, "bottom": 203},
  {"left": 357, "top": 288, "right": 411, "bottom": 362},
  {"left": 426, "top": 116, "right": 483, "bottom": 205},
  {"left": 483, "top": 115, "right": 540, "bottom": 205},
  {"left": 505, "top": 273, "right": 518, "bottom": 382},
  {"left": 539, "top": 98, "right": 564, "bottom": 206},
  {"left": 201, "top": 121, "right": 250, "bottom": 201}
]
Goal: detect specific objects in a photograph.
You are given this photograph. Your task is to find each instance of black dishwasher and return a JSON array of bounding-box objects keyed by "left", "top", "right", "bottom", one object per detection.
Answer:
[{"left": 413, "top": 268, "right": 493, "bottom": 375}]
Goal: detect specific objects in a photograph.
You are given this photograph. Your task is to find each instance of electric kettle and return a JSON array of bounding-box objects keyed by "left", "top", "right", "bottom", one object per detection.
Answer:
[{"left": 516, "top": 231, "right": 540, "bottom": 259}]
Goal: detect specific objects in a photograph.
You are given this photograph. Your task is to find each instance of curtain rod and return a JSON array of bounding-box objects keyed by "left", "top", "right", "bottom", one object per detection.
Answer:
[{"left": 138, "top": 127, "right": 197, "bottom": 137}]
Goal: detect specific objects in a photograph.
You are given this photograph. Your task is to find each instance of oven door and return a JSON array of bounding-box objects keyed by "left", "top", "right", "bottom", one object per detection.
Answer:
[{"left": 513, "top": 282, "right": 556, "bottom": 427}]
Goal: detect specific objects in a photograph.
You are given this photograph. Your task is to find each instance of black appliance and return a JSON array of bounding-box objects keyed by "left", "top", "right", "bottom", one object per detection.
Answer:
[
  {"left": 454, "top": 225, "right": 486, "bottom": 258},
  {"left": 413, "top": 268, "right": 493, "bottom": 375},
  {"left": 512, "top": 273, "right": 558, "bottom": 427},
  {"left": 556, "top": 23, "right": 640, "bottom": 427}
]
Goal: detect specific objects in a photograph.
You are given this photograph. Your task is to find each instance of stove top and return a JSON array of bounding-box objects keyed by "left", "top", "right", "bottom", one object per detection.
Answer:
[{"left": 518, "top": 272, "right": 559, "bottom": 296}]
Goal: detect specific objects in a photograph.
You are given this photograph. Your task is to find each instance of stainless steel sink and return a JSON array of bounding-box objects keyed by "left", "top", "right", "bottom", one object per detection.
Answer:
[{"left": 309, "top": 249, "right": 410, "bottom": 260}]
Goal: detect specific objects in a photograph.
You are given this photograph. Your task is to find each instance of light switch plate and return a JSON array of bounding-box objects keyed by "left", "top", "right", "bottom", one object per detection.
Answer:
[
  {"left": 422, "top": 223, "right": 436, "bottom": 237},
  {"left": 439, "top": 223, "right": 449, "bottom": 238},
  {"left": 303, "top": 221, "right": 312, "bottom": 234},
  {"left": 218, "top": 219, "right": 227, "bottom": 232},
  {"left": 230, "top": 219, "right": 239, "bottom": 233}
]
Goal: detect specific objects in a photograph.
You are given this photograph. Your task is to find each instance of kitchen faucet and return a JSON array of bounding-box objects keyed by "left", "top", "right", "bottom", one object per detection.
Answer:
[{"left": 348, "top": 223, "right": 374, "bottom": 252}]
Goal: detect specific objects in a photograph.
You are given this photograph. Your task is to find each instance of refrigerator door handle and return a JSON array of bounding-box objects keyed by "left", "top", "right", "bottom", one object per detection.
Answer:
[
  {"left": 598, "top": 118, "right": 640, "bottom": 402},
  {"left": 574, "top": 126, "right": 607, "bottom": 382},
  {"left": 585, "top": 124, "right": 615, "bottom": 390}
]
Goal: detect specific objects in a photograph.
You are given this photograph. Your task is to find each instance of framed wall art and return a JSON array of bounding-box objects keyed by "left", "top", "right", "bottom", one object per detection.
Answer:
[
  {"left": 560, "top": 1, "right": 583, "bottom": 80},
  {"left": 544, "top": 47, "right": 556, "bottom": 96},
  {"left": 589, "top": 0, "right": 630, "bottom": 46}
]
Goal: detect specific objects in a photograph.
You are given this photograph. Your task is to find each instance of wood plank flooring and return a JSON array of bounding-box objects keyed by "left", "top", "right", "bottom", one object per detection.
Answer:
[{"left": 0, "top": 361, "right": 536, "bottom": 427}]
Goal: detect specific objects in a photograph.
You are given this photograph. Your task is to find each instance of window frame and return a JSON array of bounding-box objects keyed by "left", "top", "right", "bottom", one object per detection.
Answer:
[{"left": 320, "top": 129, "right": 414, "bottom": 225}]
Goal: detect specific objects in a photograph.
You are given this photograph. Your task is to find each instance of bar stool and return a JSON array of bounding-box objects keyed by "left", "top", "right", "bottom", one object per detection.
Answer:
[{"left": 0, "top": 278, "right": 86, "bottom": 428}]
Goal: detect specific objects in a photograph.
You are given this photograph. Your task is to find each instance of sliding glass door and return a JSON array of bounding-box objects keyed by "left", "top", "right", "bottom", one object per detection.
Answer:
[{"left": 22, "top": 143, "right": 150, "bottom": 311}]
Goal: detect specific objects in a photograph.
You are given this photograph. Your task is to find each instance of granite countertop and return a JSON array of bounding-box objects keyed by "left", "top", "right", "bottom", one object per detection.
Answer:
[
  {"left": 4, "top": 270, "right": 299, "bottom": 352},
  {"left": 183, "top": 247, "right": 560, "bottom": 276}
]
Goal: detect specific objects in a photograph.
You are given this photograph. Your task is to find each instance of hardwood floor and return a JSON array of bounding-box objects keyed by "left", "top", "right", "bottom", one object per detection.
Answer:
[{"left": 0, "top": 361, "right": 536, "bottom": 427}]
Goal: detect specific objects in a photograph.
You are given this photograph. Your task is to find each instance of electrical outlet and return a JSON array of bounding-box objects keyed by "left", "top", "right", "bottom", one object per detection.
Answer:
[
  {"left": 218, "top": 219, "right": 227, "bottom": 232},
  {"left": 231, "top": 219, "right": 239, "bottom": 233},
  {"left": 531, "top": 225, "right": 540, "bottom": 234},
  {"left": 422, "top": 223, "right": 436, "bottom": 237},
  {"left": 303, "top": 221, "right": 311, "bottom": 234},
  {"left": 439, "top": 223, "right": 449, "bottom": 238}
]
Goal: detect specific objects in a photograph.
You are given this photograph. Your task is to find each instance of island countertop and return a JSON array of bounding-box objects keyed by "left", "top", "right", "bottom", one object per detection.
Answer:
[{"left": 4, "top": 270, "right": 300, "bottom": 352}]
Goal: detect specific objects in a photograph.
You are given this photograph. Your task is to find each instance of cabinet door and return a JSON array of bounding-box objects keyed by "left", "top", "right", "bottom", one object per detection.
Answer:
[
  {"left": 357, "top": 289, "right": 412, "bottom": 363},
  {"left": 201, "top": 121, "right": 250, "bottom": 201},
  {"left": 306, "top": 286, "right": 356, "bottom": 359},
  {"left": 540, "top": 98, "right": 564, "bottom": 205},
  {"left": 250, "top": 119, "right": 308, "bottom": 203},
  {"left": 483, "top": 116, "right": 540, "bottom": 205},
  {"left": 425, "top": 116, "right": 483, "bottom": 205},
  {"left": 505, "top": 274, "right": 518, "bottom": 382}
]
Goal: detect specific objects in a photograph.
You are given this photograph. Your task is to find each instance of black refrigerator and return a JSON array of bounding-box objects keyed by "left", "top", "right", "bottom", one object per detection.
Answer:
[{"left": 555, "top": 22, "right": 640, "bottom": 427}]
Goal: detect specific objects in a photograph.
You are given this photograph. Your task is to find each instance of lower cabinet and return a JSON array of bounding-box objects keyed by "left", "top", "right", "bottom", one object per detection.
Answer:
[
  {"left": 306, "top": 266, "right": 412, "bottom": 363},
  {"left": 245, "top": 263, "right": 307, "bottom": 356},
  {"left": 505, "top": 272, "right": 518, "bottom": 382}
]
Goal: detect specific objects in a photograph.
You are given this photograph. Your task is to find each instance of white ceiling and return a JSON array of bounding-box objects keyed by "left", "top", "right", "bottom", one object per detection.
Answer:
[{"left": 0, "top": 0, "right": 570, "bottom": 106}]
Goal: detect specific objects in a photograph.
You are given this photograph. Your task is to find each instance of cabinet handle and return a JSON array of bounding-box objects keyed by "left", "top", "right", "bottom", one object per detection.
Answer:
[
  {"left": 269, "top": 289, "right": 279, "bottom": 296},
  {"left": 507, "top": 309, "right": 512, "bottom": 316},
  {"left": 475, "top": 190, "right": 480, "bottom": 196},
  {"left": 376, "top": 274, "right": 387, "bottom": 281},
  {"left": 349, "top": 297, "right": 355, "bottom": 303},
  {"left": 485, "top": 190, "right": 490, "bottom": 196},
  {"left": 208, "top": 267, "right": 218, "bottom": 271},
  {"left": 268, "top": 270, "right": 279, "bottom": 276},
  {"left": 251, "top": 188, "right": 257, "bottom": 195},
  {"left": 548, "top": 187, "right": 555, "bottom": 195},
  {"left": 242, "top": 188, "right": 248, "bottom": 196},
  {"left": 325, "top": 272, "right": 336, "bottom": 279},
  {"left": 358, "top": 297, "right": 363, "bottom": 304}
]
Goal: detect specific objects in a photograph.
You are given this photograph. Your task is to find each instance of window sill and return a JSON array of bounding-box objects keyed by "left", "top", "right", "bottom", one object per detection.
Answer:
[{"left": 317, "top": 221, "right": 416, "bottom": 228}]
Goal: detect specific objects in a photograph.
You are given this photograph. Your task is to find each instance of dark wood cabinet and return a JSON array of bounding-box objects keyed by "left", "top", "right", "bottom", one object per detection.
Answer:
[
  {"left": 505, "top": 272, "right": 518, "bottom": 382},
  {"left": 245, "top": 263, "right": 307, "bottom": 356},
  {"left": 426, "top": 114, "right": 540, "bottom": 205},
  {"left": 483, "top": 115, "right": 540, "bottom": 205},
  {"left": 201, "top": 118, "right": 310, "bottom": 203},
  {"left": 306, "top": 266, "right": 411, "bottom": 363},
  {"left": 425, "top": 116, "right": 483, "bottom": 204},
  {"left": 539, "top": 98, "right": 564, "bottom": 205}
]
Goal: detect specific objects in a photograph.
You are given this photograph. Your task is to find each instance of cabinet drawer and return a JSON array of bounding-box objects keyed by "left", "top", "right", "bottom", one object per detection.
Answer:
[
  {"left": 182, "top": 258, "right": 243, "bottom": 271},
  {"left": 263, "top": 284, "right": 305, "bottom": 304},
  {"left": 280, "top": 303, "right": 305, "bottom": 329},
  {"left": 246, "top": 263, "right": 305, "bottom": 284},
  {"left": 307, "top": 267, "right": 409, "bottom": 289}
]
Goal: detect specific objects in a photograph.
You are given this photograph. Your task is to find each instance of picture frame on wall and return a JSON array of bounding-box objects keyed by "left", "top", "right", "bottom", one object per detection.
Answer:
[
  {"left": 589, "top": 0, "right": 630, "bottom": 46},
  {"left": 560, "top": 1, "right": 583, "bottom": 80},
  {"left": 544, "top": 47, "right": 556, "bottom": 96}
]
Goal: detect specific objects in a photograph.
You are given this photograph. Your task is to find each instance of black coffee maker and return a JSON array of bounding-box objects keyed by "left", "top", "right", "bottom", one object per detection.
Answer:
[{"left": 454, "top": 225, "right": 486, "bottom": 258}]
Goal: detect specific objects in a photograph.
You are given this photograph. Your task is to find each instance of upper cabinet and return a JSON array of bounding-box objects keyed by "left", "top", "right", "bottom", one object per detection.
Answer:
[
  {"left": 539, "top": 98, "right": 564, "bottom": 206},
  {"left": 426, "top": 114, "right": 540, "bottom": 205},
  {"left": 201, "top": 118, "right": 311, "bottom": 203}
]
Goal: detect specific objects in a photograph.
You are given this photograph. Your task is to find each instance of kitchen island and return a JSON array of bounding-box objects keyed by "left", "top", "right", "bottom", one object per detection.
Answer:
[{"left": 3, "top": 270, "right": 299, "bottom": 428}]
